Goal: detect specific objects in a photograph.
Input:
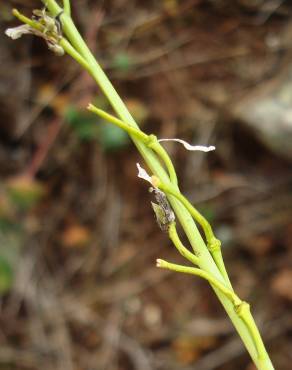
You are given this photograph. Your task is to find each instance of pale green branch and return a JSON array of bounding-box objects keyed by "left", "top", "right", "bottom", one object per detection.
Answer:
[
  {"left": 87, "top": 104, "right": 149, "bottom": 142},
  {"left": 235, "top": 302, "right": 268, "bottom": 361},
  {"left": 208, "top": 238, "right": 232, "bottom": 289},
  {"left": 168, "top": 222, "right": 199, "bottom": 265},
  {"left": 157, "top": 259, "right": 268, "bottom": 361},
  {"left": 63, "top": 0, "right": 71, "bottom": 15},
  {"left": 157, "top": 259, "right": 240, "bottom": 305},
  {"left": 147, "top": 136, "right": 178, "bottom": 185},
  {"left": 88, "top": 105, "right": 178, "bottom": 185},
  {"left": 12, "top": 8, "right": 44, "bottom": 31},
  {"left": 157, "top": 178, "right": 232, "bottom": 288}
]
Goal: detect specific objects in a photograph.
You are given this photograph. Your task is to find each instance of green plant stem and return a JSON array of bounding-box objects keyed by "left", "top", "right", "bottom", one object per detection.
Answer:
[
  {"left": 168, "top": 223, "right": 199, "bottom": 265},
  {"left": 235, "top": 302, "right": 269, "bottom": 362},
  {"left": 208, "top": 238, "right": 232, "bottom": 289},
  {"left": 157, "top": 259, "right": 265, "bottom": 360},
  {"left": 87, "top": 104, "right": 149, "bottom": 142},
  {"left": 86, "top": 106, "right": 221, "bottom": 255},
  {"left": 87, "top": 105, "right": 230, "bottom": 287},
  {"left": 157, "top": 178, "right": 233, "bottom": 288},
  {"left": 87, "top": 105, "right": 233, "bottom": 292},
  {"left": 88, "top": 105, "right": 178, "bottom": 185},
  {"left": 157, "top": 259, "right": 240, "bottom": 305},
  {"left": 35, "top": 2, "right": 275, "bottom": 368},
  {"left": 60, "top": 38, "right": 90, "bottom": 70},
  {"left": 12, "top": 8, "right": 44, "bottom": 31},
  {"left": 158, "top": 180, "right": 214, "bottom": 241},
  {"left": 63, "top": 0, "right": 71, "bottom": 15},
  {"left": 87, "top": 104, "right": 231, "bottom": 288},
  {"left": 148, "top": 137, "right": 178, "bottom": 186}
]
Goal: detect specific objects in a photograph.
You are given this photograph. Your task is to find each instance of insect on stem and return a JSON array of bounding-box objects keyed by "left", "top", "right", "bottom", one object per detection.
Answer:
[{"left": 150, "top": 187, "right": 175, "bottom": 231}]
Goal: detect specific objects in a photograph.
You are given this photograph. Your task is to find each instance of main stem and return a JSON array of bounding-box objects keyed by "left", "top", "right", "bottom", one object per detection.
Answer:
[{"left": 42, "top": 2, "right": 274, "bottom": 368}]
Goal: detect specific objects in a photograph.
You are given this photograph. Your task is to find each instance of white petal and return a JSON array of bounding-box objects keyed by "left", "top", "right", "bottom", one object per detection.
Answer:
[
  {"left": 5, "top": 25, "right": 32, "bottom": 40},
  {"left": 158, "top": 138, "right": 215, "bottom": 152},
  {"left": 136, "top": 163, "right": 153, "bottom": 184}
]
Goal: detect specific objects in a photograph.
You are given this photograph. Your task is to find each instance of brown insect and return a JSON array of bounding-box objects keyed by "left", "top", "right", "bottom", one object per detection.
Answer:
[{"left": 150, "top": 187, "right": 175, "bottom": 231}]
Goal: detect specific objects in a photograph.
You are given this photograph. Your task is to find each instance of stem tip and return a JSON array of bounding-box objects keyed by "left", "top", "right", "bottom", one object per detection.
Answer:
[{"left": 156, "top": 259, "right": 165, "bottom": 268}]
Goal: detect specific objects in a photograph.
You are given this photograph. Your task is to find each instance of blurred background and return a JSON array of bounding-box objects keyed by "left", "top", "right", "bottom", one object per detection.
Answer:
[{"left": 0, "top": 1, "right": 292, "bottom": 369}]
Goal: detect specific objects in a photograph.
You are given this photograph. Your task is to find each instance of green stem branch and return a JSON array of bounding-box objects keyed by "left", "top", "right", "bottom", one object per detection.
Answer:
[
  {"left": 13, "top": 8, "right": 44, "bottom": 31},
  {"left": 88, "top": 105, "right": 178, "bottom": 185},
  {"left": 157, "top": 259, "right": 240, "bottom": 305},
  {"left": 63, "top": 0, "right": 71, "bottom": 15},
  {"left": 157, "top": 179, "right": 232, "bottom": 287},
  {"left": 87, "top": 105, "right": 230, "bottom": 287},
  {"left": 168, "top": 223, "right": 199, "bottom": 265},
  {"left": 157, "top": 259, "right": 266, "bottom": 360},
  {"left": 87, "top": 104, "right": 149, "bottom": 142}
]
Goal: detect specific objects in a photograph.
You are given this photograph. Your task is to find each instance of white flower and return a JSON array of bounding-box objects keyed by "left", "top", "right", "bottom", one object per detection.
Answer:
[
  {"left": 158, "top": 138, "right": 215, "bottom": 152},
  {"left": 5, "top": 24, "right": 33, "bottom": 40}
]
